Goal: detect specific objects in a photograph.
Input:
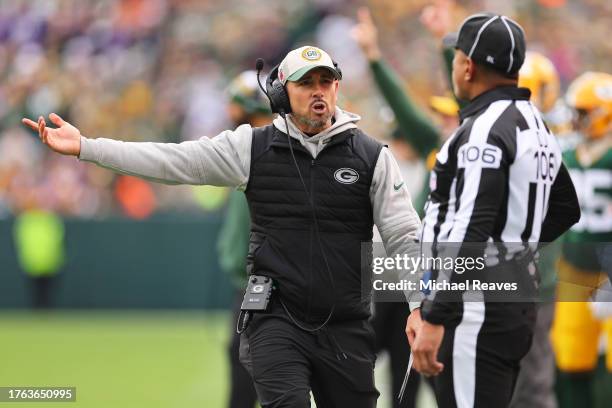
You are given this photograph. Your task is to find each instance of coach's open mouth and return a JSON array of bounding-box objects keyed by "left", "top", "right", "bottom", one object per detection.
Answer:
[{"left": 311, "top": 101, "right": 327, "bottom": 114}]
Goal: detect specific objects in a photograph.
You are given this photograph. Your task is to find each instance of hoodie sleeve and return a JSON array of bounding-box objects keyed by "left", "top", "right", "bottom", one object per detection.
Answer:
[
  {"left": 78, "top": 124, "right": 253, "bottom": 189},
  {"left": 370, "top": 148, "right": 424, "bottom": 310}
]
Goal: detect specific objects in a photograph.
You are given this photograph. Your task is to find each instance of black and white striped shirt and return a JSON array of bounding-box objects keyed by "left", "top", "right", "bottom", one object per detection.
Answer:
[
  {"left": 420, "top": 86, "right": 580, "bottom": 323},
  {"left": 422, "top": 86, "right": 579, "bottom": 245}
]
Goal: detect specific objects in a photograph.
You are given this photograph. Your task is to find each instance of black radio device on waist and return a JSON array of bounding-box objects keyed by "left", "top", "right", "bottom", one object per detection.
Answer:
[
  {"left": 241, "top": 275, "right": 274, "bottom": 311},
  {"left": 236, "top": 275, "right": 274, "bottom": 334}
]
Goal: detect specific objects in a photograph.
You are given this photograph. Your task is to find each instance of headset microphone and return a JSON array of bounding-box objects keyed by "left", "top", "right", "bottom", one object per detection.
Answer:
[
  {"left": 255, "top": 58, "right": 287, "bottom": 117},
  {"left": 255, "top": 58, "right": 264, "bottom": 72},
  {"left": 255, "top": 58, "right": 292, "bottom": 116},
  {"left": 255, "top": 58, "right": 274, "bottom": 109}
]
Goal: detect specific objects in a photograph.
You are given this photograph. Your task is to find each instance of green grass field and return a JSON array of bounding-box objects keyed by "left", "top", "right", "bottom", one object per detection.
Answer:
[
  {"left": 0, "top": 311, "right": 230, "bottom": 408},
  {"left": 0, "top": 311, "right": 435, "bottom": 408}
]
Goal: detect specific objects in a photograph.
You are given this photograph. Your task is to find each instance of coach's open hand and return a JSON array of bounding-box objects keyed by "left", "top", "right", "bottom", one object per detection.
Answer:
[
  {"left": 22, "top": 113, "right": 81, "bottom": 156},
  {"left": 406, "top": 309, "right": 444, "bottom": 376}
]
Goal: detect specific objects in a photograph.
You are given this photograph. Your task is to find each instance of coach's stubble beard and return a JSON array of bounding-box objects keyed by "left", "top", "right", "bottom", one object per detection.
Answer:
[{"left": 292, "top": 109, "right": 333, "bottom": 136}]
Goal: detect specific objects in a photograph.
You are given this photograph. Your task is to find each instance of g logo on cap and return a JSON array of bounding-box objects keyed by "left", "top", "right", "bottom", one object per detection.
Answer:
[
  {"left": 302, "top": 47, "right": 322, "bottom": 61},
  {"left": 334, "top": 168, "right": 359, "bottom": 184}
]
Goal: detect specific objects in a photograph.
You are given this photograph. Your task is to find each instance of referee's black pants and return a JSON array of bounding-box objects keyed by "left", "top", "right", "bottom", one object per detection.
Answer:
[
  {"left": 433, "top": 301, "right": 536, "bottom": 408},
  {"left": 239, "top": 303, "right": 379, "bottom": 408}
]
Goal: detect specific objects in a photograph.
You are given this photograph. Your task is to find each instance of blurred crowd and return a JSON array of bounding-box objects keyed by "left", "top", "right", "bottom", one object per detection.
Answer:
[{"left": 0, "top": 0, "right": 610, "bottom": 219}]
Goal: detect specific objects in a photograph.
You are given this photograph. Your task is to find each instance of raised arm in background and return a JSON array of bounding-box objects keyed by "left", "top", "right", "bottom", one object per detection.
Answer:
[
  {"left": 351, "top": 7, "right": 440, "bottom": 159},
  {"left": 419, "top": 1, "right": 468, "bottom": 109}
]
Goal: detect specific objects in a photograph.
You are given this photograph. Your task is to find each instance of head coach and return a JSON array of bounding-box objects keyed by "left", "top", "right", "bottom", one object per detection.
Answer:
[
  {"left": 405, "top": 13, "right": 580, "bottom": 408},
  {"left": 23, "top": 45, "right": 422, "bottom": 407}
]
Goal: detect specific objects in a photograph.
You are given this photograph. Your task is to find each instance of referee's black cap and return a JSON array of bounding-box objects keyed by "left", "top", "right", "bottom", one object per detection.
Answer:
[{"left": 452, "top": 13, "right": 526, "bottom": 77}]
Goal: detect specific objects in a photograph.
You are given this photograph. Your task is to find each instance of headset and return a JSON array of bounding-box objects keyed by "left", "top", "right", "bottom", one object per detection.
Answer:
[{"left": 258, "top": 59, "right": 343, "bottom": 116}]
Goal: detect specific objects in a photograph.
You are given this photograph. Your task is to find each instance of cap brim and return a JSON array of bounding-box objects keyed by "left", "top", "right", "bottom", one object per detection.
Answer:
[{"left": 286, "top": 65, "right": 341, "bottom": 83}]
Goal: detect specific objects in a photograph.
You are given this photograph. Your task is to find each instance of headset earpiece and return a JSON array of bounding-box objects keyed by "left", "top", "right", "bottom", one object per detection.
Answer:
[
  {"left": 266, "top": 65, "right": 292, "bottom": 115},
  {"left": 332, "top": 61, "right": 343, "bottom": 80}
]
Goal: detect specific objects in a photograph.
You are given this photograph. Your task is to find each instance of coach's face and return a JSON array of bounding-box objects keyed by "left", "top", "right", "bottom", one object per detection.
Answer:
[{"left": 286, "top": 67, "right": 339, "bottom": 135}]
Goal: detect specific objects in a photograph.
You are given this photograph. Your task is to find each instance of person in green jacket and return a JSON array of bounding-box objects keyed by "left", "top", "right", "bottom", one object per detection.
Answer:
[
  {"left": 216, "top": 70, "right": 272, "bottom": 408},
  {"left": 352, "top": 7, "right": 460, "bottom": 219}
]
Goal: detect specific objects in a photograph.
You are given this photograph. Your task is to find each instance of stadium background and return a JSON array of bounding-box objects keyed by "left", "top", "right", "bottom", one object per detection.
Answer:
[{"left": 0, "top": 0, "right": 610, "bottom": 406}]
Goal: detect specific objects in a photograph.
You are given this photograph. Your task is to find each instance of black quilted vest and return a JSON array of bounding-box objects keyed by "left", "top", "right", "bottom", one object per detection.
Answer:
[{"left": 245, "top": 124, "right": 383, "bottom": 322}]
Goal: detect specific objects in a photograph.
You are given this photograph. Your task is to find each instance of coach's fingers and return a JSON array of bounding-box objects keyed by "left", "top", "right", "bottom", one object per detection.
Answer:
[
  {"left": 37, "top": 116, "right": 45, "bottom": 142},
  {"left": 39, "top": 116, "right": 50, "bottom": 144},
  {"left": 21, "top": 118, "right": 40, "bottom": 132},
  {"left": 49, "top": 112, "right": 66, "bottom": 127}
]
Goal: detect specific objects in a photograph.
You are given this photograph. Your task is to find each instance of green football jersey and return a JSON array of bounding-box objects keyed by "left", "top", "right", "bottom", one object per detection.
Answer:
[{"left": 562, "top": 147, "right": 612, "bottom": 271}]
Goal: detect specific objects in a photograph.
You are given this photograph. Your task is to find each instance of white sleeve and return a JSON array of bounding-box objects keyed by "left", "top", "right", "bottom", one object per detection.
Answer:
[
  {"left": 78, "top": 124, "right": 253, "bottom": 189},
  {"left": 370, "top": 147, "right": 423, "bottom": 310}
]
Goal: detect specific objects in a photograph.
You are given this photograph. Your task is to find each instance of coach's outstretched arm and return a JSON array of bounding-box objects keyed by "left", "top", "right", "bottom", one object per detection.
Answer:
[{"left": 22, "top": 114, "right": 251, "bottom": 189}]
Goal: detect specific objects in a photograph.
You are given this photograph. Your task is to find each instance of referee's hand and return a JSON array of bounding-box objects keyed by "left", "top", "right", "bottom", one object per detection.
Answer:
[
  {"left": 410, "top": 315, "right": 444, "bottom": 376},
  {"left": 22, "top": 113, "right": 82, "bottom": 156}
]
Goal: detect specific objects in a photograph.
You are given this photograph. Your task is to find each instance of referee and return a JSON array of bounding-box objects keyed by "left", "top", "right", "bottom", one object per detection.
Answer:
[{"left": 406, "top": 13, "right": 581, "bottom": 408}]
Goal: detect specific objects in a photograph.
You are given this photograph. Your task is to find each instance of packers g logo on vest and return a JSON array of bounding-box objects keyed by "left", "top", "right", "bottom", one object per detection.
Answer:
[{"left": 334, "top": 168, "right": 359, "bottom": 184}]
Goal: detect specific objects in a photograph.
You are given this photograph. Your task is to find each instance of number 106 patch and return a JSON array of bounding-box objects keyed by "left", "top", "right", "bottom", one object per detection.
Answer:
[{"left": 457, "top": 143, "right": 503, "bottom": 169}]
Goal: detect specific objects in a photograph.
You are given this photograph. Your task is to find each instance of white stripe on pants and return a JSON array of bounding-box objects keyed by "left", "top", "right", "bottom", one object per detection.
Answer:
[{"left": 452, "top": 292, "right": 485, "bottom": 408}]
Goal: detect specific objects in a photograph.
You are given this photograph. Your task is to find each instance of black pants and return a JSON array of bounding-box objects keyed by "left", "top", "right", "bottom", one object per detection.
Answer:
[
  {"left": 228, "top": 292, "right": 258, "bottom": 408},
  {"left": 239, "top": 304, "right": 378, "bottom": 408},
  {"left": 371, "top": 302, "right": 421, "bottom": 408},
  {"left": 433, "top": 301, "right": 536, "bottom": 408}
]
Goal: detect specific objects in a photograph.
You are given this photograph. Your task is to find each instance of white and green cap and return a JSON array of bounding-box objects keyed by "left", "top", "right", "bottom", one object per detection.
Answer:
[{"left": 277, "top": 45, "right": 341, "bottom": 86}]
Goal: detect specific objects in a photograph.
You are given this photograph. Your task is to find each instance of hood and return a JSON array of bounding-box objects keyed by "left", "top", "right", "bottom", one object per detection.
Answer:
[{"left": 272, "top": 107, "right": 361, "bottom": 158}]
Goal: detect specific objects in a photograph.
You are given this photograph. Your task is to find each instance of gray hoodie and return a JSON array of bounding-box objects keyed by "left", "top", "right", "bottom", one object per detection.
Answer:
[{"left": 79, "top": 107, "right": 423, "bottom": 309}]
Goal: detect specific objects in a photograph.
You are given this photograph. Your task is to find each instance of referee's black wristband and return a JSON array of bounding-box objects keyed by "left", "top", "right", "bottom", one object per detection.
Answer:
[{"left": 420, "top": 299, "right": 455, "bottom": 325}]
